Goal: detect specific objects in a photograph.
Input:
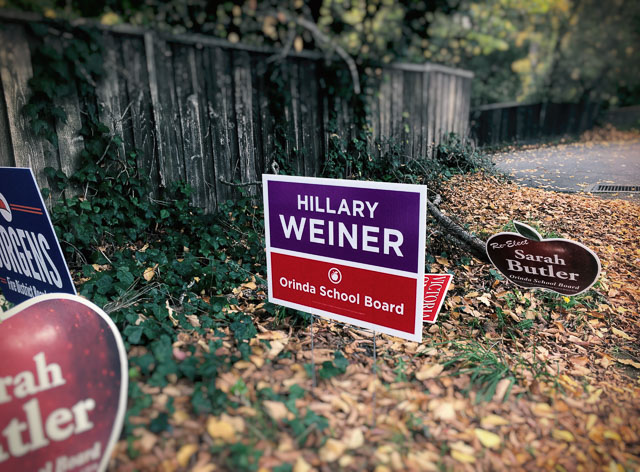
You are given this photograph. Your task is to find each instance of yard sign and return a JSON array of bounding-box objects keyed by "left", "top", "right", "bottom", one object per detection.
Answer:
[
  {"left": 263, "top": 175, "right": 427, "bottom": 342},
  {"left": 0, "top": 294, "right": 127, "bottom": 472},
  {"left": 423, "top": 274, "right": 453, "bottom": 324},
  {"left": 0, "top": 168, "right": 75, "bottom": 304}
]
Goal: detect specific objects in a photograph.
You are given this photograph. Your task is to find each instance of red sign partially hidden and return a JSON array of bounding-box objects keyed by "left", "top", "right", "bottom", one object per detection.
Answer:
[
  {"left": 423, "top": 274, "right": 453, "bottom": 323},
  {"left": 0, "top": 294, "right": 127, "bottom": 472}
]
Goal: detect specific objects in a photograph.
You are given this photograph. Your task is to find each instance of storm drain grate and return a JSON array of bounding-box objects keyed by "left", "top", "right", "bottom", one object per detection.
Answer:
[{"left": 589, "top": 184, "right": 640, "bottom": 193}]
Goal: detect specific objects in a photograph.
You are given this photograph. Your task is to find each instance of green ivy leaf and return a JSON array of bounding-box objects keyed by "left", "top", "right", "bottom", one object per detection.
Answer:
[
  {"left": 318, "top": 350, "right": 349, "bottom": 379},
  {"left": 124, "top": 325, "right": 143, "bottom": 344},
  {"left": 230, "top": 314, "right": 257, "bottom": 342},
  {"left": 149, "top": 412, "right": 170, "bottom": 433}
]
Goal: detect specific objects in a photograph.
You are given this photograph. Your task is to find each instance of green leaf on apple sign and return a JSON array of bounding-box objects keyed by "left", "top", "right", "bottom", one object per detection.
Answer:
[{"left": 513, "top": 221, "right": 542, "bottom": 241}]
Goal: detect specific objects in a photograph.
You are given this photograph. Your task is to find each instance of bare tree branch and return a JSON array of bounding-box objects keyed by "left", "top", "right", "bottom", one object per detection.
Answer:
[
  {"left": 267, "top": 25, "right": 297, "bottom": 64},
  {"left": 427, "top": 195, "right": 488, "bottom": 262},
  {"left": 218, "top": 178, "right": 262, "bottom": 187},
  {"left": 274, "top": 10, "right": 361, "bottom": 95}
]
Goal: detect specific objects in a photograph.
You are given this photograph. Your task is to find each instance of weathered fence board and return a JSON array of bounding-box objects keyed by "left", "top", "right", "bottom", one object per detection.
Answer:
[
  {"left": 148, "top": 36, "right": 186, "bottom": 187},
  {"left": 47, "top": 36, "right": 85, "bottom": 196},
  {"left": 249, "top": 55, "right": 265, "bottom": 177},
  {"left": 233, "top": 50, "right": 257, "bottom": 195},
  {"left": 420, "top": 70, "right": 429, "bottom": 158},
  {"left": 121, "top": 35, "right": 158, "bottom": 193},
  {"left": 0, "top": 80, "right": 13, "bottom": 167},
  {"left": 471, "top": 101, "right": 600, "bottom": 146},
  {"left": 96, "top": 32, "right": 127, "bottom": 162},
  {"left": 300, "top": 60, "right": 320, "bottom": 177},
  {"left": 209, "top": 46, "right": 238, "bottom": 204},
  {"left": 286, "top": 59, "right": 302, "bottom": 174},
  {"left": 0, "top": 23, "right": 49, "bottom": 190},
  {"left": 0, "top": 14, "right": 473, "bottom": 212},
  {"left": 603, "top": 105, "right": 640, "bottom": 128}
]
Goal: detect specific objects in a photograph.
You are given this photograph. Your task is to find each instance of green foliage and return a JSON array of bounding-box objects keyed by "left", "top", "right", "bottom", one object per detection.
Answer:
[
  {"left": 225, "top": 442, "right": 263, "bottom": 472},
  {"left": 537, "top": 288, "right": 603, "bottom": 314},
  {"left": 231, "top": 313, "right": 259, "bottom": 359},
  {"left": 7, "top": 0, "right": 640, "bottom": 106},
  {"left": 272, "top": 464, "right": 293, "bottom": 472},
  {"left": 284, "top": 384, "right": 306, "bottom": 416},
  {"left": 318, "top": 350, "right": 349, "bottom": 379},
  {"left": 434, "top": 133, "right": 496, "bottom": 174},
  {"left": 443, "top": 341, "right": 515, "bottom": 403},
  {"left": 23, "top": 22, "right": 103, "bottom": 149},
  {"left": 321, "top": 129, "right": 494, "bottom": 193},
  {"left": 257, "top": 385, "right": 329, "bottom": 447},
  {"left": 394, "top": 357, "right": 409, "bottom": 382},
  {"left": 210, "top": 441, "right": 263, "bottom": 472},
  {"left": 286, "top": 409, "right": 329, "bottom": 446},
  {"left": 20, "top": 21, "right": 267, "bottom": 431}
]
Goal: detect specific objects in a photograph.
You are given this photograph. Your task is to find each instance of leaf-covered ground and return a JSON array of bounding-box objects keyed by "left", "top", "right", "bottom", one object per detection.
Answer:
[{"left": 111, "top": 174, "right": 639, "bottom": 472}]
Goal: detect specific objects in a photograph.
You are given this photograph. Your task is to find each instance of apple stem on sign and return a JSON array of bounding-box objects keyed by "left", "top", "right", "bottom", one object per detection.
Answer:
[{"left": 513, "top": 220, "right": 543, "bottom": 241}]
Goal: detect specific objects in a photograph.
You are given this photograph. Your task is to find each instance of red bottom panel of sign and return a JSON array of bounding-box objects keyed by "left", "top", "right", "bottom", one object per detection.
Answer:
[{"left": 270, "top": 252, "right": 417, "bottom": 334}]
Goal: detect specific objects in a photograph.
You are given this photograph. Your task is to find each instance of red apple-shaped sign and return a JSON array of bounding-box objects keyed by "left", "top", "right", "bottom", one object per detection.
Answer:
[
  {"left": 0, "top": 294, "right": 127, "bottom": 472},
  {"left": 486, "top": 221, "right": 601, "bottom": 296}
]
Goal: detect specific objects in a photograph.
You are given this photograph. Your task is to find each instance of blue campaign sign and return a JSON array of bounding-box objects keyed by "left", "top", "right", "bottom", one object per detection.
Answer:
[{"left": 0, "top": 167, "right": 75, "bottom": 303}]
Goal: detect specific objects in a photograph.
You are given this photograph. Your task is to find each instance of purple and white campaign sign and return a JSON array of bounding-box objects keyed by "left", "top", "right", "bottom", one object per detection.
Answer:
[
  {"left": 267, "top": 179, "right": 422, "bottom": 272},
  {"left": 263, "top": 175, "right": 427, "bottom": 342},
  {"left": 0, "top": 168, "right": 75, "bottom": 304}
]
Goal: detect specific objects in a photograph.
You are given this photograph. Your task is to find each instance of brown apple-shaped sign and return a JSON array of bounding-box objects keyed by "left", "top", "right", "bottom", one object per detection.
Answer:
[
  {"left": 0, "top": 294, "right": 127, "bottom": 472},
  {"left": 486, "top": 221, "right": 601, "bottom": 296}
]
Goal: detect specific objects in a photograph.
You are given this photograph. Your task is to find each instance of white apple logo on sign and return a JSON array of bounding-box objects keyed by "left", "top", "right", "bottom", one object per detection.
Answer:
[{"left": 328, "top": 268, "right": 342, "bottom": 284}]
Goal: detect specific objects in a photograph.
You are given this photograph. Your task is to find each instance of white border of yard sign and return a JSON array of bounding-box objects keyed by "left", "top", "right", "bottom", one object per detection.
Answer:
[{"left": 263, "top": 174, "right": 427, "bottom": 342}]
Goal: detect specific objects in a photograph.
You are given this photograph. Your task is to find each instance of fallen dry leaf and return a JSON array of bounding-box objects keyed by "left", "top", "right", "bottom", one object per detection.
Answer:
[
  {"left": 206, "top": 417, "right": 236, "bottom": 442},
  {"left": 415, "top": 363, "right": 444, "bottom": 380},
  {"left": 480, "top": 414, "right": 510, "bottom": 428},
  {"left": 474, "top": 428, "right": 501, "bottom": 449},
  {"left": 552, "top": 429, "right": 575, "bottom": 442},
  {"left": 143, "top": 266, "right": 155, "bottom": 281},
  {"left": 451, "top": 449, "right": 476, "bottom": 464},
  {"left": 343, "top": 428, "right": 365, "bottom": 450},
  {"left": 319, "top": 438, "right": 346, "bottom": 462},
  {"left": 611, "top": 327, "right": 633, "bottom": 340},
  {"left": 616, "top": 358, "right": 640, "bottom": 369},
  {"left": 293, "top": 456, "right": 313, "bottom": 472},
  {"left": 176, "top": 444, "right": 198, "bottom": 467},
  {"left": 263, "top": 400, "right": 290, "bottom": 421}
]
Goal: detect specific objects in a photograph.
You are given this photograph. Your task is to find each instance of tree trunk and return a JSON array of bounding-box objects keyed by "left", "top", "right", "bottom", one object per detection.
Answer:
[{"left": 427, "top": 196, "right": 488, "bottom": 262}]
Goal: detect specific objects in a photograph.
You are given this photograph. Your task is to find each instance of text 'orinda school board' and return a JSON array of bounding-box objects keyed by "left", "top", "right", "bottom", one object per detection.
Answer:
[{"left": 263, "top": 175, "right": 427, "bottom": 342}]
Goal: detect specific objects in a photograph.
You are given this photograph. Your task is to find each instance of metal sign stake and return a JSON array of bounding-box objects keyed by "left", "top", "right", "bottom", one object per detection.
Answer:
[
  {"left": 310, "top": 314, "right": 316, "bottom": 390},
  {"left": 372, "top": 330, "right": 377, "bottom": 427}
]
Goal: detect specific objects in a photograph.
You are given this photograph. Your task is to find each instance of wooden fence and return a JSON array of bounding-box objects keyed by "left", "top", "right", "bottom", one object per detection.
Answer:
[
  {"left": 603, "top": 105, "right": 640, "bottom": 129},
  {"left": 0, "top": 12, "right": 473, "bottom": 212},
  {"left": 470, "top": 101, "right": 600, "bottom": 147}
]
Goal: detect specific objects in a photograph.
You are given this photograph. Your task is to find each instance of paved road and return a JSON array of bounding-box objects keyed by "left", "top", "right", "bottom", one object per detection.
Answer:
[{"left": 492, "top": 139, "right": 640, "bottom": 201}]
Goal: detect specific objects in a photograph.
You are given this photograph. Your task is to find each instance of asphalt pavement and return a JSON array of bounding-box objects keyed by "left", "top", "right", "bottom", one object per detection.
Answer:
[{"left": 491, "top": 139, "right": 640, "bottom": 201}]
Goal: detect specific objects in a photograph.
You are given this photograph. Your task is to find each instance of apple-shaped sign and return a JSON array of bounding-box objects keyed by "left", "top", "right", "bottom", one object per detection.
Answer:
[
  {"left": 486, "top": 221, "right": 601, "bottom": 296},
  {"left": 0, "top": 294, "right": 127, "bottom": 472}
]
